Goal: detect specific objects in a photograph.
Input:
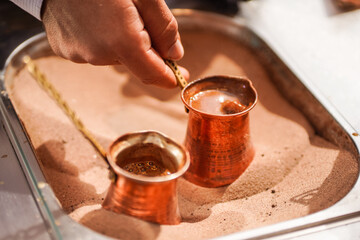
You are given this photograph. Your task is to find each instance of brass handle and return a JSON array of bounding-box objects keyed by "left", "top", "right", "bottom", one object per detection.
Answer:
[
  {"left": 165, "top": 59, "right": 189, "bottom": 113},
  {"left": 164, "top": 59, "right": 188, "bottom": 89}
]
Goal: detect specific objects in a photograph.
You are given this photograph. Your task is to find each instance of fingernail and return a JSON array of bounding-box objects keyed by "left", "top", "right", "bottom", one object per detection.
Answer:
[{"left": 167, "top": 39, "right": 184, "bottom": 61}]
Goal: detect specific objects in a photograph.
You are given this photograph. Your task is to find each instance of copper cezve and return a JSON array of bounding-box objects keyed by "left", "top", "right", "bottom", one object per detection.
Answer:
[{"left": 181, "top": 75, "right": 257, "bottom": 187}]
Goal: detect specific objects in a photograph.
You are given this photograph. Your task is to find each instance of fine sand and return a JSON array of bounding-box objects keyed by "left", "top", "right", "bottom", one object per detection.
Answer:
[{"left": 8, "top": 29, "right": 358, "bottom": 239}]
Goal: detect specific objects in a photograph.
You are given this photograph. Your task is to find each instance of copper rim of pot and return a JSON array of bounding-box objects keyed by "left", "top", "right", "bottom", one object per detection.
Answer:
[
  {"left": 181, "top": 75, "right": 258, "bottom": 118},
  {"left": 107, "top": 130, "right": 190, "bottom": 183}
]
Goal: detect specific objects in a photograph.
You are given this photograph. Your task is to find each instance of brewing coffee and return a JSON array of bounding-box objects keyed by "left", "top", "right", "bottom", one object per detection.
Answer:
[
  {"left": 120, "top": 156, "right": 173, "bottom": 177},
  {"left": 115, "top": 143, "right": 177, "bottom": 177},
  {"left": 189, "top": 89, "right": 247, "bottom": 115}
]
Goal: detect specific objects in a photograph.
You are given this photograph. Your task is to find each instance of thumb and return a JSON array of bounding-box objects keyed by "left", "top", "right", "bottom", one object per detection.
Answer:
[{"left": 134, "top": 0, "right": 184, "bottom": 61}]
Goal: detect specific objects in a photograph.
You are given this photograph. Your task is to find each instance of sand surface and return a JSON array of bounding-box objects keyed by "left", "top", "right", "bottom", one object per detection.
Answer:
[{"left": 8, "top": 29, "right": 358, "bottom": 239}]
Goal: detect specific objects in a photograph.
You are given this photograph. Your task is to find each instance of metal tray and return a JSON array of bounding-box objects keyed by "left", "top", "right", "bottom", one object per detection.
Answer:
[{"left": 1, "top": 9, "right": 359, "bottom": 239}]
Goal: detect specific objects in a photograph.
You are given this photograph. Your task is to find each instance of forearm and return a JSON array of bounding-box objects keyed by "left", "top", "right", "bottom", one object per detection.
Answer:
[{"left": 10, "top": 0, "right": 44, "bottom": 20}]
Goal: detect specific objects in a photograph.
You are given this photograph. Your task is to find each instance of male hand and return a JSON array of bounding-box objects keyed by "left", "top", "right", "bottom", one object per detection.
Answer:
[{"left": 42, "top": 0, "right": 189, "bottom": 88}]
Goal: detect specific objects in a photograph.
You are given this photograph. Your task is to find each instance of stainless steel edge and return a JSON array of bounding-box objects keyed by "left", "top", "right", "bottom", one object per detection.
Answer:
[
  {"left": 0, "top": 35, "right": 109, "bottom": 239},
  {"left": 0, "top": 109, "right": 50, "bottom": 239}
]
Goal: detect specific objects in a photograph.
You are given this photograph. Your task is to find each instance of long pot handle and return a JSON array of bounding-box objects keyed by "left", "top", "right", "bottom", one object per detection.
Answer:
[{"left": 23, "top": 56, "right": 116, "bottom": 181}]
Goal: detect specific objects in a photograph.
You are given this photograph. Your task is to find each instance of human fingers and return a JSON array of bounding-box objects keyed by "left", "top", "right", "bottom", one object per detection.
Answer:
[
  {"left": 120, "top": 32, "right": 188, "bottom": 88},
  {"left": 133, "top": 0, "right": 184, "bottom": 61},
  {"left": 108, "top": 1, "right": 188, "bottom": 88}
]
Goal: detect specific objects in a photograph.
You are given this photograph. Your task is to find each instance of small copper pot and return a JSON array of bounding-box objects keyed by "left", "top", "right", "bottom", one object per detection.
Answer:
[
  {"left": 181, "top": 75, "right": 257, "bottom": 188},
  {"left": 102, "top": 131, "right": 189, "bottom": 225}
]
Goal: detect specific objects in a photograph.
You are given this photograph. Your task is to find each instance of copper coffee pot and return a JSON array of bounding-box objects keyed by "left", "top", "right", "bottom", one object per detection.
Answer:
[
  {"left": 166, "top": 61, "right": 258, "bottom": 187},
  {"left": 102, "top": 131, "right": 189, "bottom": 225},
  {"left": 181, "top": 76, "right": 258, "bottom": 187}
]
